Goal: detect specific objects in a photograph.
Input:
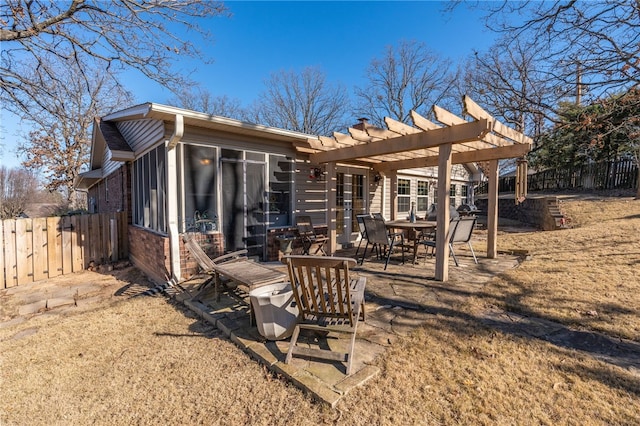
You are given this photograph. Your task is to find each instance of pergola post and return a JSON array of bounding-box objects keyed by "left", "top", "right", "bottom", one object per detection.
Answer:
[
  {"left": 487, "top": 159, "right": 499, "bottom": 258},
  {"left": 435, "top": 143, "right": 452, "bottom": 281},
  {"left": 325, "top": 161, "right": 337, "bottom": 255},
  {"left": 390, "top": 171, "right": 398, "bottom": 220}
]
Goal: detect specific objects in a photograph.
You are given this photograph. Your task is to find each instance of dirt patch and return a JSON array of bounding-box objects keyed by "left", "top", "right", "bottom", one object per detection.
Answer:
[{"left": 0, "top": 264, "right": 154, "bottom": 328}]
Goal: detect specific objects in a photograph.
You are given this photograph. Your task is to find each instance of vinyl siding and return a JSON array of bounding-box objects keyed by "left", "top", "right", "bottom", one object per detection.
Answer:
[{"left": 117, "top": 119, "right": 165, "bottom": 154}]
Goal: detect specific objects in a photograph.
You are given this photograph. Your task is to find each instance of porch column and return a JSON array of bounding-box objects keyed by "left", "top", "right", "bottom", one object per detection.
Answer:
[
  {"left": 166, "top": 114, "right": 183, "bottom": 281},
  {"left": 166, "top": 146, "right": 181, "bottom": 280},
  {"left": 325, "top": 161, "right": 337, "bottom": 255},
  {"left": 435, "top": 143, "right": 452, "bottom": 282},
  {"left": 487, "top": 159, "right": 499, "bottom": 258},
  {"left": 390, "top": 171, "right": 398, "bottom": 220}
]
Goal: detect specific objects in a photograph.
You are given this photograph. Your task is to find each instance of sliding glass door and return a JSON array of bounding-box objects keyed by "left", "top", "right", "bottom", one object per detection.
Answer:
[{"left": 221, "top": 150, "right": 266, "bottom": 260}]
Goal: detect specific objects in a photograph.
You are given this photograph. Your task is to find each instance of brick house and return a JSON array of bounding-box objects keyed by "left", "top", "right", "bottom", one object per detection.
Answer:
[{"left": 76, "top": 103, "right": 484, "bottom": 284}]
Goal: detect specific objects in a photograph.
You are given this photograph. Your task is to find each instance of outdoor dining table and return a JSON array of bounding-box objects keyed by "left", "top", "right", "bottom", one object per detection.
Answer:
[
  {"left": 385, "top": 219, "right": 437, "bottom": 231},
  {"left": 385, "top": 220, "right": 437, "bottom": 264}
]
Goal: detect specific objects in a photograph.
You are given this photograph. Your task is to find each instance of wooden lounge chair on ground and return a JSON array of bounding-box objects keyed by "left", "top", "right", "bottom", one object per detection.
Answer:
[
  {"left": 295, "top": 215, "right": 328, "bottom": 255},
  {"left": 182, "top": 233, "right": 249, "bottom": 300},
  {"left": 283, "top": 255, "right": 366, "bottom": 375}
]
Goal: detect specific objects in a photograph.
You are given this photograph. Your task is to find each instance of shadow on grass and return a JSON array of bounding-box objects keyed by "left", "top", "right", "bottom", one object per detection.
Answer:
[
  {"left": 154, "top": 245, "right": 640, "bottom": 398},
  {"left": 349, "top": 248, "right": 640, "bottom": 396},
  {"left": 365, "top": 285, "right": 640, "bottom": 397}
]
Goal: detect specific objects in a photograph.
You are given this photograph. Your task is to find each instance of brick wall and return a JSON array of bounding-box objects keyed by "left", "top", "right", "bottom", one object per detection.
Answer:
[
  {"left": 129, "top": 227, "right": 227, "bottom": 284},
  {"left": 129, "top": 226, "right": 171, "bottom": 284},
  {"left": 88, "top": 164, "right": 131, "bottom": 218}
]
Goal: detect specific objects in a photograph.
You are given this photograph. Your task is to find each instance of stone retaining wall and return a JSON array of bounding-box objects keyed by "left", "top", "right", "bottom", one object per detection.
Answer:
[{"left": 475, "top": 196, "right": 559, "bottom": 230}]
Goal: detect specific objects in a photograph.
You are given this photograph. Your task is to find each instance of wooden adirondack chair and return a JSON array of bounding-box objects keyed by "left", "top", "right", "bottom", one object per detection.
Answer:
[{"left": 283, "top": 255, "right": 366, "bottom": 375}]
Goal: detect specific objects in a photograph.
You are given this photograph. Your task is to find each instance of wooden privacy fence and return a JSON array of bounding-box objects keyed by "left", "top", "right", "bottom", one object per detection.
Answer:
[{"left": 0, "top": 212, "right": 128, "bottom": 288}]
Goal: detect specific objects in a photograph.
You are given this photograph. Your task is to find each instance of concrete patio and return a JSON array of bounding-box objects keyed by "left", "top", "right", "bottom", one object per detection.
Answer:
[{"left": 176, "top": 242, "right": 522, "bottom": 407}]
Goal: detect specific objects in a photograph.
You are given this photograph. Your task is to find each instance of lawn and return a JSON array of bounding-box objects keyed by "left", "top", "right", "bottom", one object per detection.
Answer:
[{"left": 1, "top": 193, "right": 639, "bottom": 425}]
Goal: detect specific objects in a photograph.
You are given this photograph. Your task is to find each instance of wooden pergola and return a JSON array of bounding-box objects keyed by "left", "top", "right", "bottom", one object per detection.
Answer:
[{"left": 294, "top": 95, "right": 533, "bottom": 281}]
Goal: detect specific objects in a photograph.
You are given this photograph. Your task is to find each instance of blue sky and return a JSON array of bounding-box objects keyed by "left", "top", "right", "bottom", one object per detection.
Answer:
[{"left": 1, "top": 1, "right": 498, "bottom": 170}]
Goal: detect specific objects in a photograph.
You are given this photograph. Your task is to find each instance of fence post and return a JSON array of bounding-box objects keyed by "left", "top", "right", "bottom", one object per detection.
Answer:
[{"left": 110, "top": 217, "right": 118, "bottom": 262}]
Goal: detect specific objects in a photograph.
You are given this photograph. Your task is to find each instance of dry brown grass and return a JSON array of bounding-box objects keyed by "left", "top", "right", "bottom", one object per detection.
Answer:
[
  {"left": 1, "top": 194, "right": 639, "bottom": 425},
  {"left": 471, "top": 195, "right": 640, "bottom": 341}
]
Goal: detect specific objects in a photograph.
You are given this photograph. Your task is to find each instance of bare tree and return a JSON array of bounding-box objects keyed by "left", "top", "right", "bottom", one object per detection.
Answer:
[
  {"left": 450, "top": 1, "right": 639, "bottom": 183},
  {"left": 354, "top": 40, "right": 457, "bottom": 126},
  {"left": 454, "top": 1, "right": 639, "bottom": 125},
  {"left": 18, "top": 55, "right": 131, "bottom": 207},
  {"left": 250, "top": 67, "right": 351, "bottom": 135},
  {"left": 167, "top": 88, "right": 246, "bottom": 120},
  {"left": 1, "top": 0, "right": 228, "bottom": 116},
  {"left": 484, "top": 1, "right": 639, "bottom": 97},
  {"left": 0, "top": 166, "right": 38, "bottom": 219},
  {"left": 461, "top": 38, "right": 549, "bottom": 137}
]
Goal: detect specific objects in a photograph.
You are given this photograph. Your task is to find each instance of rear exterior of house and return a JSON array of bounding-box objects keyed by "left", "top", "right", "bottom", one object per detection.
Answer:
[{"left": 77, "top": 103, "right": 476, "bottom": 284}]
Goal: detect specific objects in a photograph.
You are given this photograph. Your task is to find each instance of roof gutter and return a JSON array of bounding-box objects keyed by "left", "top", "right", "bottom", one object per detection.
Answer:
[
  {"left": 167, "top": 114, "right": 184, "bottom": 150},
  {"left": 167, "top": 114, "right": 183, "bottom": 281}
]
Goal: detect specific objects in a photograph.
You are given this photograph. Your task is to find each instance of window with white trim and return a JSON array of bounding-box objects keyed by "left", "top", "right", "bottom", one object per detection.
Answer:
[
  {"left": 417, "top": 180, "right": 429, "bottom": 212},
  {"left": 397, "top": 178, "right": 411, "bottom": 213},
  {"left": 450, "top": 184, "right": 457, "bottom": 206},
  {"left": 462, "top": 185, "right": 469, "bottom": 204}
]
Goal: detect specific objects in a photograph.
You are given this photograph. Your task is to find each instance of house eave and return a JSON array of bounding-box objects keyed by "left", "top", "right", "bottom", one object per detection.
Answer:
[
  {"left": 104, "top": 102, "right": 314, "bottom": 144},
  {"left": 75, "top": 168, "right": 103, "bottom": 190},
  {"left": 110, "top": 150, "right": 136, "bottom": 162}
]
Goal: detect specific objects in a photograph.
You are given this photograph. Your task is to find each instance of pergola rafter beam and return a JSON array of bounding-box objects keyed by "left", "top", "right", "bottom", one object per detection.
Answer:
[
  {"left": 384, "top": 116, "right": 422, "bottom": 135},
  {"left": 373, "top": 142, "right": 532, "bottom": 173},
  {"left": 410, "top": 110, "right": 441, "bottom": 131},
  {"left": 310, "top": 119, "right": 491, "bottom": 164},
  {"left": 463, "top": 95, "right": 533, "bottom": 144},
  {"left": 365, "top": 126, "right": 402, "bottom": 139},
  {"left": 333, "top": 132, "right": 360, "bottom": 146},
  {"left": 410, "top": 109, "right": 489, "bottom": 153},
  {"left": 433, "top": 105, "right": 512, "bottom": 148},
  {"left": 318, "top": 135, "right": 339, "bottom": 148},
  {"left": 349, "top": 127, "right": 382, "bottom": 142}
]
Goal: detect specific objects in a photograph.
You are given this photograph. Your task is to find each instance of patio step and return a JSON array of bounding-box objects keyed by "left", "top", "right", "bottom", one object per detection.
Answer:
[{"left": 546, "top": 198, "right": 570, "bottom": 229}]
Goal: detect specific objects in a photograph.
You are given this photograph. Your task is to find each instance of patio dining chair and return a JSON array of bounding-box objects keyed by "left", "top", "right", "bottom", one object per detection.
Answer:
[
  {"left": 360, "top": 216, "right": 405, "bottom": 270},
  {"left": 283, "top": 255, "right": 366, "bottom": 375},
  {"left": 371, "top": 212, "right": 404, "bottom": 240},
  {"left": 295, "top": 215, "right": 329, "bottom": 255},
  {"left": 421, "top": 216, "right": 477, "bottom": 266},
  {"left": 355, "top": 213, "right": 372, "bottom": 257}
]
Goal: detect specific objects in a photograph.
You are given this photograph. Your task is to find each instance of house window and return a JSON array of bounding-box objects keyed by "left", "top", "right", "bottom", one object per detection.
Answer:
[
  {"left": 268, "top": 154, "right": 293, "bottom": 227},
  {"left": 132, "top": 144, "right": 167, "bottom": 233},
  {"left": 397, "top": 178, "right": 411, "bottom": 213},
  {"left": 181, "top": 144, "right": 218, "bottom": 232},
  {"left": 450, "top": 184, "right": 457, "bottom": 206},
  {"left": 417, "top": 180, "right": 429, "bottom": 212},
  {"left": 461, "top": 185, "right": 469, "bottom": 204}
]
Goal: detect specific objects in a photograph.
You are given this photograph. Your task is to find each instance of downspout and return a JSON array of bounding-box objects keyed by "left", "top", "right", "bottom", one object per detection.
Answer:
[{"left": 166, "top": 114, "right": 184, "bottom": 281}]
